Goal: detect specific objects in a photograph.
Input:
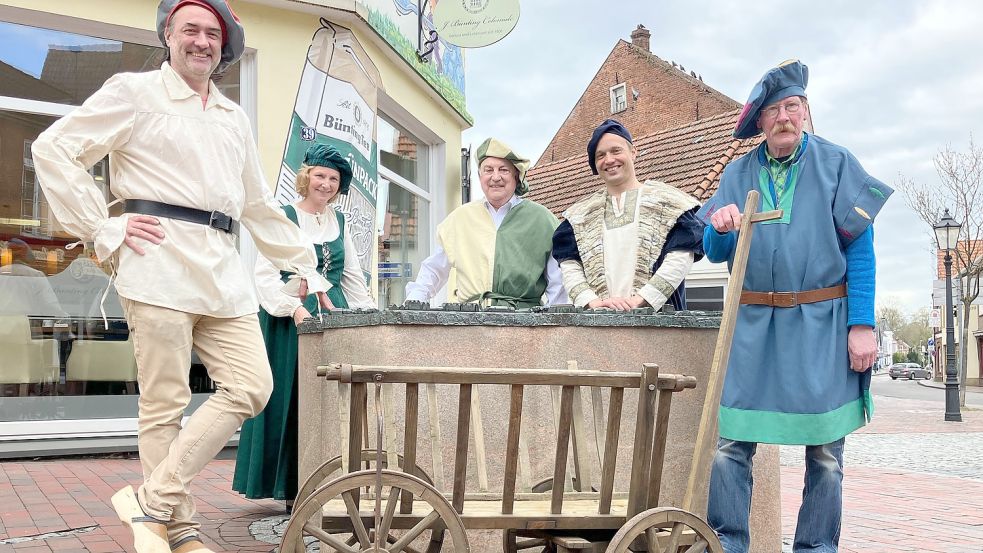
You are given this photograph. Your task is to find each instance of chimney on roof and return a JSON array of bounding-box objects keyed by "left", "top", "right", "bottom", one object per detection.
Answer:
[{"left": 630, "top": 24, "right": 651, "bottom": 53}]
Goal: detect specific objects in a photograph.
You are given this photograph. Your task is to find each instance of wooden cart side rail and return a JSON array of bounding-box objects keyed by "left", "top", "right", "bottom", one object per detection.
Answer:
[
  {"left": 319, "top": 363, "right": 697, "bottom": 391},
  {"left": 337, "top": 362, "right": 698, "bottom": 521}
]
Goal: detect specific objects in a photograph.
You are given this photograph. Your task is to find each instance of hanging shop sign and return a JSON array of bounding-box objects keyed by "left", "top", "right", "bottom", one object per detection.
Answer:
[{"left": 433, "top": 0, "right": 520, "bottom": 48}]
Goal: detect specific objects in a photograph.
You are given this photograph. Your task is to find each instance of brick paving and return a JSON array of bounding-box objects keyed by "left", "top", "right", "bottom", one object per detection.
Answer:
[
  {"left": 0, "top": 459, "right": 280, "bottom": 552},
  {"left": 2, "top": 390, "right": 981, "bottom": 552}
]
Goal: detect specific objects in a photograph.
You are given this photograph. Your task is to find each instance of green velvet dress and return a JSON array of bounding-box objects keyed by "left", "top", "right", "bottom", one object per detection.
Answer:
[{"left": 232, "top": 205, "right": 349, "bottom": 500}]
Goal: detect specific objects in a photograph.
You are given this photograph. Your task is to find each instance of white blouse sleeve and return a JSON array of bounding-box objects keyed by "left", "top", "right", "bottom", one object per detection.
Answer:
[
  {"left": 636, "top": 251, "right": 694, "bottom": 310},
  {"left": 339, "top": 230, "right": 376, "bottom": 309}
]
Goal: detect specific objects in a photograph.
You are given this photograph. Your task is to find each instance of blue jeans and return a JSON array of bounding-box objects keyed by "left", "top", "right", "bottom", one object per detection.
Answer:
[{"left": 708, "top": 437, "right": 845, "bottom": 553}]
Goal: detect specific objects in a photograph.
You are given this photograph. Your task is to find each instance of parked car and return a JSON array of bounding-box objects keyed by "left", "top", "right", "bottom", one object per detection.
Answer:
[{"left": 888, "top": 363, "right": 931, "bottom": 380}]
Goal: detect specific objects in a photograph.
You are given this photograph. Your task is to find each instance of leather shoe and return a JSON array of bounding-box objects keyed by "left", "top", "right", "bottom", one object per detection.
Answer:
[{"left": 111, "top": 485, "right": 170, "bottom": 553}]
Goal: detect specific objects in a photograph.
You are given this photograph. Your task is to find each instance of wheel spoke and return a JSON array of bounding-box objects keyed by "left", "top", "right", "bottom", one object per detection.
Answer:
[
  {"left": 302, "top": 519, "right": 360, "bottom": 553},
  {"left": 385, "top": 532, "right": 425, "bottom": 553},
  {"left": 664, "top": 522, "right": 684, "bottom": 552},
  {"left": 343, "top": 490, "right": 372, "bottom": 547},
  {"left": 682, "top": 539, "right": 709, "bottom": 553},
  {"left": 377, "top": 486, "right": 402, "bottom": 541},
  {"left": 645, "top": 527, "right": 663, "bottom": 552},
  {"left": 390, "top": 510, "right": 440, "bottom": 552}
]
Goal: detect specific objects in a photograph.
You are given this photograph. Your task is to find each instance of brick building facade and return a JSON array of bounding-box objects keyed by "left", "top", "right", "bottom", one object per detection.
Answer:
[{"left": 538, "top": 25, "right": 740, "bottom": 165}]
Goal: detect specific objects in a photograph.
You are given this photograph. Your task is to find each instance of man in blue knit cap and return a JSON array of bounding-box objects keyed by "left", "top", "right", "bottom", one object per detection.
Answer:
[
  {"left": 552, "top": 120, "right": 705, "bottom": 311},
  {"left": 697, "top": 60, "right": 892, "bottom": 552}
]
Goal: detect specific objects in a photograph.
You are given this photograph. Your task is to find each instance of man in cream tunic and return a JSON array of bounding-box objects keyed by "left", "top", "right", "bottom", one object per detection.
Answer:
[
  {"left": 31, "top": 2, "right": 330, "bottom": 552},
  {"left": 552, "top": 120, "right": 705, "bottom": 311},
  {"left": 405, "top": 138, "right": 567, "bottom": 308}
]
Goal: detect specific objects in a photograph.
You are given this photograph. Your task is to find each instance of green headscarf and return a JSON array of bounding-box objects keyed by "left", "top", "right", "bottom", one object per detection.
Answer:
[{"left": 303, "top": 143, "right": 353, "bottom": 195}]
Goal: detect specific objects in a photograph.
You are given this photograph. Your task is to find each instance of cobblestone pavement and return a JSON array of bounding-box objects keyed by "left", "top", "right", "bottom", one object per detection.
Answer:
[
  {"left": 780, "top": 394, "right": 983, "bottom": 553},
  {"left": 2, "top": 392, "right": 981, "bottom": 552}
]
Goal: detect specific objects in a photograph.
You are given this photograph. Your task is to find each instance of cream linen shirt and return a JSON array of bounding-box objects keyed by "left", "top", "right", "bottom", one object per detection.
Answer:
[{"left": 31, "top": 63, "right": 328, "bottom": 317}]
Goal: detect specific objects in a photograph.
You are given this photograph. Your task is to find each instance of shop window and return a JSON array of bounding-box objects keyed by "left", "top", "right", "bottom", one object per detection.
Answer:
[
  {"left": 378, "top": 116, "right": 430, "bottom": 191},
  {"left": 0, "top": 16, "right": 239, "bottom": 422},
  {"left": 376, "top": 115, "right": 432, "bottom": 308}
]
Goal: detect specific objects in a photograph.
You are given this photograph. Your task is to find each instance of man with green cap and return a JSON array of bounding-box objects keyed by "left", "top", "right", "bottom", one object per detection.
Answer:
[
  {"left": 404, "top": 137, "right": 566, "bottom": 308},
  {"left": 698, "top": 60, "right": 892, "bottom": 553},
  {"left": 30, "top": 2, "right": 330, "bottom": 552}
]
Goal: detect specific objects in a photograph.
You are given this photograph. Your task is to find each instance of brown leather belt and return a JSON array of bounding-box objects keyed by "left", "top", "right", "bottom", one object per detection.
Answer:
[{"left": 739, "top": 284, "right": 847, "bottom": 308}]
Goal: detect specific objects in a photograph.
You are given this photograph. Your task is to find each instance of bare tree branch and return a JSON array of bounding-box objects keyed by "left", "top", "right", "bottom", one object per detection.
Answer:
[{"left": 897, "top": 135, "right": 983, "bottom": 406}]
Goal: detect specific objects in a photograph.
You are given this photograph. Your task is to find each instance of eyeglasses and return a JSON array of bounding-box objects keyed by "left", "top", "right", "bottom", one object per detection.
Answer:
[
  {"left": 480, "top": 166, "right": 515, "bottom": 177},
  {"left": 760, "top": 99, "right": 803, "bottom": 119}
]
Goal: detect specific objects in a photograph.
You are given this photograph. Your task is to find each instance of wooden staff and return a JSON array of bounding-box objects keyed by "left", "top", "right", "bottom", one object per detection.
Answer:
[{"left": 682, "top": 190, "right": 782, "bottom": 512}]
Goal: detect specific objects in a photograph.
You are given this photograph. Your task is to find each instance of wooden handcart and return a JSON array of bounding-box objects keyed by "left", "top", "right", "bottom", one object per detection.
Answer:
[
  {"left": 281, "top": 191, "right": 778, "bottom": 553},
  {"left": 282, "top": 362, "right": 721, "bottom": 553}
]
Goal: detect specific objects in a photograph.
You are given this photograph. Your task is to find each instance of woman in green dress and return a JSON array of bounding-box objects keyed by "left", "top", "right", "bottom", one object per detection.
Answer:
[{"left": 232, "top": 144, "right": 374, "bottom": 510}]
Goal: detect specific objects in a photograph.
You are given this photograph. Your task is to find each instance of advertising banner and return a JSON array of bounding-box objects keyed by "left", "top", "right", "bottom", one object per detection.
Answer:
[{"left": 275, "top": 19, "right": 384, "bottom": 279}]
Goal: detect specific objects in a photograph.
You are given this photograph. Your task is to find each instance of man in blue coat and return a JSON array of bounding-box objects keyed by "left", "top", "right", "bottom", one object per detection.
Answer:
[{"left": 697, "top": 60, "right": 892, "bottom": 552}]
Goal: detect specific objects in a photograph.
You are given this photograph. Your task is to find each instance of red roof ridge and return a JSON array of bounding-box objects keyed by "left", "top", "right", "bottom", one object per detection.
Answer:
[{"left": 621, "top": 40, "right": 740, "bottom": 108}]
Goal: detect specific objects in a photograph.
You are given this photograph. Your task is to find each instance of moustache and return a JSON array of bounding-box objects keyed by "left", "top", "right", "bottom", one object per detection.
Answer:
[{"left": 771, "top": 122, "right": 797, "bottom": 134}]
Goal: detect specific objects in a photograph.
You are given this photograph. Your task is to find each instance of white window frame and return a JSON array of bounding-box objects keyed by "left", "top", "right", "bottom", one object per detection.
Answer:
[
  {"left": 610, "top": 83, "right": 628, "bottom": 114},
  {"left": 376, "top": 95, "right": 448, "bottom": 302}
]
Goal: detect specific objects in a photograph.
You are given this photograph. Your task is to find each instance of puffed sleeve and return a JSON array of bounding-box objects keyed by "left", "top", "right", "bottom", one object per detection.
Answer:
[
  {"left": 338, "top": 225, "right": 376, "bottom": 309},
  {"left": 235, "top": 112, "right": 330, "bottom": 295},
  {"left": 254, "top": 252, "right": 303, "bottom": 317},
  {"left": 31, "top": 74, "right": 136, "bottom": 263}
]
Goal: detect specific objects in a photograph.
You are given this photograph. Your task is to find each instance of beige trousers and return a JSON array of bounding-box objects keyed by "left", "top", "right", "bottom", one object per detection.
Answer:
[{"left": 121, "top": 298, "right": 273, "bottom": 545}]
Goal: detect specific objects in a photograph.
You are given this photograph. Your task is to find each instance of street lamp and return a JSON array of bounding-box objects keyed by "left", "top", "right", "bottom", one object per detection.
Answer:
[{"left": 933, "top": 208, "right": 962, "bottom": 422}]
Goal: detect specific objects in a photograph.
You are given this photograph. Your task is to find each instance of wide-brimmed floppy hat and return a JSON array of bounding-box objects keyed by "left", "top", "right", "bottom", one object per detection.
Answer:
[
  {"left": 733, "top": 59, "right": 809, "bottom": 139},
  {"left": 157, "top": 0, "right": 245, "bottom": 73}
]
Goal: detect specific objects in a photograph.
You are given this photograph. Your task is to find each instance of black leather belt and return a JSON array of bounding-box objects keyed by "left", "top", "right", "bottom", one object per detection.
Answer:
[{"left": 123, "top": 199, "right": 239, "bottom": 236}]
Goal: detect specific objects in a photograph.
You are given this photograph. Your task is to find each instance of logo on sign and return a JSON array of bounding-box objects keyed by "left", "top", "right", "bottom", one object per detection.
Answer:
[{"left": 463, "top": 0, "right": 490, "bottom": 14}]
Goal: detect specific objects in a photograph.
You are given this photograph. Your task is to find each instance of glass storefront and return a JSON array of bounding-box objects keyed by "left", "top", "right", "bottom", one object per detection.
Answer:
[
  {"left": 376, "top": 116, "right": 432, "bottom": 308},
  {"left": 0, "top": 18, "right": 240, "bottom": 425}
]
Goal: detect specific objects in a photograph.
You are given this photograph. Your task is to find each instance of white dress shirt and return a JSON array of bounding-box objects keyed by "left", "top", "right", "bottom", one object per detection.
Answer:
[
  {"left": 255, "top": 204, "right": 375, "bottom": 317},
  {"left": 405, "top": 195, "right": 568, "bottom": 305},
  {"left": 31, "top": 63, "right": 328, "bottom": 317}
]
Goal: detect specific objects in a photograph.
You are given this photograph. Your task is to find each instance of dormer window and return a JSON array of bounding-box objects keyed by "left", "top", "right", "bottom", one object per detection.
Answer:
[{"left": 610, "top": 83, "right": 627, "bottom": 113}]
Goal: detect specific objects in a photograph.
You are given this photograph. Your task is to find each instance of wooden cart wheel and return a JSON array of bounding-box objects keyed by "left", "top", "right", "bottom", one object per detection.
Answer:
[
  {"left": 502, "top": 529, "right": 557, "bottom": 553},
  {"left": 280, "top": 468, "right": 468, "bottom": 553},
  {"left": 295, "top": 450, "right": 435, "bottom": 506},
  {"left": 605, "top": 507, "right": 722, "bottom": 553}
]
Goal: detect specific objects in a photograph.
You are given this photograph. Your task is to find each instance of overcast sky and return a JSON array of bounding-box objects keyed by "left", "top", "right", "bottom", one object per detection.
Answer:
[{"left": 460, "top": 0, "right": 983, "bottom": 316}]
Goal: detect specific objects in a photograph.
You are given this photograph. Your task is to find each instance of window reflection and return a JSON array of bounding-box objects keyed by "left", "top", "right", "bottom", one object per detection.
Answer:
[
  {"left": 377, "top": 180, "right": 429, "bottom": 308},
  {"left": 378, "top": 117, "right": 429, "bottom": 191},
  {"left": 0, "top": 20, "right": 240, "bottom": 106}
]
